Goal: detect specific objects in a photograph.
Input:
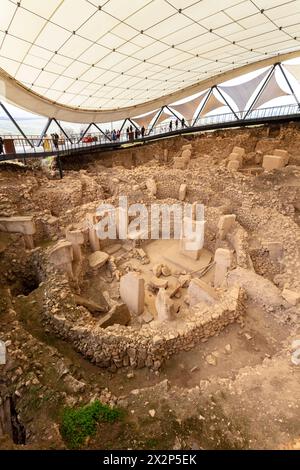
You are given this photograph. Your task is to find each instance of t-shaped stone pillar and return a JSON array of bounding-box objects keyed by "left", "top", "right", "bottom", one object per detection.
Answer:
[
  {"left": 49, "top": 240, "right": 74, "bottom": 277},
  {"left": 0, "top": 216, "right": 36, "bottom": 249},
  {"left": 180, "top": 217, "right": 205, "bottom": 260},
  {"left": 214, "top": 248, "right": 232, "bottom": 288},
  {"left": 120, "top": 272, "right": 145, "bottom": 315},
  {"left": 66, "top": 226, "right": 85, "bottom": 261},
  {"left": 0, "top": 340, "right": 6, "bottom": 365}
]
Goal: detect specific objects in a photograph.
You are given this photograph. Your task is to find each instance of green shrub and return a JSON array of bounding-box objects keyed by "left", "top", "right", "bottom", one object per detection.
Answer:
[{"left": 60, "top": 400, "right": 121, "bottom": 448}]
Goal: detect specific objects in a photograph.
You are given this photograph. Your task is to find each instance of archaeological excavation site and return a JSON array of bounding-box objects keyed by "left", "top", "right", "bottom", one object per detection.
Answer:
[
  {"left": 0, "top": 0, "right": 300, "bottom": 455},
  {"left": 1, "top": 123, "right": 300, "bottom": 450}
]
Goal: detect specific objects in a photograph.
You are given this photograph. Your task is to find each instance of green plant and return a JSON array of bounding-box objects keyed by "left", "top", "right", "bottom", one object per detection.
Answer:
[{"left": 60, "top": 400, "right": 121, "bottom": 449}]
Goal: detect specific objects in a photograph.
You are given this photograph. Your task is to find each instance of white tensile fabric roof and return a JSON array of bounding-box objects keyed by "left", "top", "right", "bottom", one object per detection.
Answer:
[{"left": 0, "top": 0, "right": 300, "bottom": 115}]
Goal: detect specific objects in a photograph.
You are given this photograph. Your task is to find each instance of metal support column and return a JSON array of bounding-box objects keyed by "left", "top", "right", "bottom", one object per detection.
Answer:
[
  {"left": 0, "top": 101, "right": 34, "bottom": 147},
  {"left": 93, "top": 123, "right": 112, "bottom": 141}
]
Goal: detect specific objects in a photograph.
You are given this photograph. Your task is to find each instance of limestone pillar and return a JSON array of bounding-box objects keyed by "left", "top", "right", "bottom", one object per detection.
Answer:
[
  {"left": 86, "top": 213, "right": 100, "bottom": 252},
  {"left": 155, "top": 288, "right": 173, "bottom": 321},
  {"left": 66, "top": 227, "right": 85, "bottom": 261},
  {"left": 217, "top": 214, "right": 236, "bottom": 240},
  {"left": 49, "top": 240, "right": 74, "bottom": 277},
  {"left": 120, "top": 272, "right": 145, "bottom": 315},
  {"left": 214, "top": 248, "right": 232, "bottom": 288}
]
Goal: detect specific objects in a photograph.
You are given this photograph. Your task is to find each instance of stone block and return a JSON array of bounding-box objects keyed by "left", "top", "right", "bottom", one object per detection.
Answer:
[
  {"left": 86, "top": 213, "right": 100, "bottom": 252},
  {"left": 0, "top": 340, "right": 6, "bottom": 365},
  {"left": 263, "top": 155, "right": 285, "bottom": 171},
  {"left": 49, "top": 240, "right": 73, "bottom": 276},
  {"left": 173, "top": 157, "right": 188, "bottom": 170},
  {"left": 120, "top": 272, "right": 145, "bottom": 315},
  {"left": 188, "top": 278, "right": 219, "bottom": 306},
  {"left": 228, "top": 153, "right": 243, "bottom": 164},
  {"left": 182, "top": 149, "right": 192, "bottom": 160},
  {"left": 227, "top": 160, "right": 240, "bottom": 171},
  {"left": 0, "top": 216, "right": 36, "bottom": 249},
  {"left": 88, "top": 251, "right": 109, "bottom": 269},
  {"left": 98, "top": 302, "right": 131, "bottom": 328},
  {"left": 218, "top": 214, "right": 236, "bottom": 240},
  {"left": 281, "top": 288, "right": 300, "bottom": 306},
  {"left": 179, "top": 183, "right": 187, "bottom": 201},
  {"left": 232, "top": 146, "right": 245, "bottom": 158},
  {"left": 273, "top": 149, "right": 289, "bottom": 165},
  {"left": 146, "top": 178, "right": 157, "bottom": 196},
  {"left": 182, "top": 143, "right": 192, "bottom": 151}
]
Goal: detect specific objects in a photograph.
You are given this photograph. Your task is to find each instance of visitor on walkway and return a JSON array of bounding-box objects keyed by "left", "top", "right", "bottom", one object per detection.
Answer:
[
  {"left": 116, "top": 129, "right": 120, "bottom": 140},
  {"left": 175, "top": 119, "right": 178, "bottom": 130},
  {"left": 51, "top": 133, "right": 59, "bottom": 150},
  {"left": 126, "top": 127, "right": 130, "bottom": 140},
  {"left": 134, "top": 128, "right": 140, "bottom": 139},
  {"left": 169, "top": 120, "right": 173, "bottom": 132},
  {"left": 141, "top": 126, "right": 145, "bottom": 138},
  {"left": 0, "top": 136, "right": 3, "bottom": 154},
  {"left": 129, "top": 125, "right": 134, "bottom": 142},
  {"left": 112, "top": 129, "right": 117, "bottom": 141},
  {"left": 181, "top": 117, "right": 185, "bottom": 128}
]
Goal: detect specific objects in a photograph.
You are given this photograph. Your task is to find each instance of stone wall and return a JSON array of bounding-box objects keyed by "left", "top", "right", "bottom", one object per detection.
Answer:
[{"left": 41, "top": 268, "right": 245, "bottom": 370}]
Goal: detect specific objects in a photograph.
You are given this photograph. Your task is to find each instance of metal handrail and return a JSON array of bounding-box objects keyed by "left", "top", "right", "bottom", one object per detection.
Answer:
[{"left": 0, "top": 102, "right": 299, "bottom": 161}]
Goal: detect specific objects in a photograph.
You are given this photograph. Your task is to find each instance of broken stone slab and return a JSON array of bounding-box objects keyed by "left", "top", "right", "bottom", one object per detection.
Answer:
[
  {"left": 104, "top": 243, "right": 122, "bottom": 255},
  {"left": 281, "top": 288, "right": 300, "bottom": 306},
  {"left": 217, "top": 214, "right": 236, "bottom": 240},
  {"left": 227, "top": 267, "right": 284, "bottom": 308},
  {"left": 155, "top": 288, "right": 173, "bottom": 321},
  {"left": 150, "top": 276, "right": 168, "bottom": 289},
  {"left": 120, "top": 272, "right": 145, "bottom": 315},
  {"left": 141, "top": 310, "right": 154, "bottom": 323},
  {"left": 273, "top": 149, "right": 289, "bottom": 165},
  {"left": 153, "top": 263, "right": 163, "bottom": 277},
  {"left": 146, "top": 178, "right": 157, "bottom": 196},
  {"left": 263, "top": 155, "right": 285, "bottom": 171},
  {"left": 73, "top": 294, "right": 108, "bottom": 315},
  {"left": 88, "top": 251, "right": 109, "bottom": 270},
  {"left": 227, "top": 160, "right": 240, "bottom": 171},
  {"left": 98, "top": 302, "right": 131, "bottom": 328},
  {"left": 0, "top": 216, "right": 36, "bottom": 249},
  {"left": 179, "top": 183, "right": 187, "bottom": 201},
  {"left": 188, "top": 278, "right": 219, "bottom": 306}
]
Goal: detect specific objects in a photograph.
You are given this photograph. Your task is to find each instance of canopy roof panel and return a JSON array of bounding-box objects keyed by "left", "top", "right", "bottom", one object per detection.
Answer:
[{"left": 0, "top": 0, "right": 300, "bottom": 121}]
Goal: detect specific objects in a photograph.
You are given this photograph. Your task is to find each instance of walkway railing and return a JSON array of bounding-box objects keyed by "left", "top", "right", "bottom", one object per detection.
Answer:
[{"left": 0, "top": 103, "right": 300, "bottom": 162}]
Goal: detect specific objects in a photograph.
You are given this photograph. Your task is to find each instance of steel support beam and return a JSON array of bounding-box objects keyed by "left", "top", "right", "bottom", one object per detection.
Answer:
[
  {"left": 243, "top": 65, "right": 276, "bottom": 119},
  {"left": 215, "top": 86, "right": 239, "bottom": 120},
  {"left": 278, "top": 63, "right": 300, "bottom": 107},
  {"left": 0, "top": 101, "right": 34, "bottom": 147},
  {"left": 193, "top": 89, "right": 212, "bottom": 126},
  {"left": 38, "top": 118, "right": 52, "bottom": 147},
  {"left": 148, "top": 107, "right": 164, "bottom": 135},
  {"left": 53, "top": 118, "right": 72, "bottom": 143},
  {"left": 93, "top": 122, "right": 111, "bottom": 141},
  {"left": 78, "top": 122, "right": 92, "bottom": 143}
]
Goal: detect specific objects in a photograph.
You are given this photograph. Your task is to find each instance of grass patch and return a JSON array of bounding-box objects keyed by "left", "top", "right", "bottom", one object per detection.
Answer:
[{"left": 60, "top": 400, "right": 122, "bottom": 449}]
